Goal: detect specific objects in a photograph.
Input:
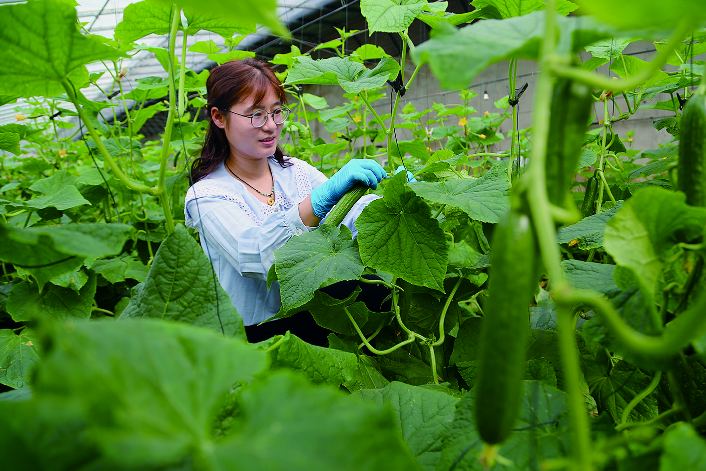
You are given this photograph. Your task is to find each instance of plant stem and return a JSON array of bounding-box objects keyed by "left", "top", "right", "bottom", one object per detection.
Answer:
[
  {"left": 615, "top": 406, "right": 682, "bottom": 432},
  {"left": 178, "top": 29, "right": 188, "bottom": 118},
  {"left": 620, "top": 371, "right": 662, "bottom": 426},
  {"left": 528, "top": 3, "right": 593, "bottom": 470},
  {"left": 405, "top": 63, "right": 422, "bottom": 90},
  {"left": 432, "top": 277, "right": 462, "bottom": 346},
  {"left": 345, "top": 306, "right": 416, "bottom": 354},
  {"left": 157, "top": 4, "right": 181, "bottom": 235},
  {"left": 392, "top": 277, "right": 428, "bottom": 342},
  {"left": 61, "top": 80, "right": 156, "bottom": 195},
  {"left": 596, "top": 169, "right": 617, "bottom": 204},
  {"left": 429, "top": 343, "right": 439, "bottom": 384},
  {"left": 560, "top": 287, "right": 706, "bottom": 357},
  {"left": 360, "top": 91, "right": 389, "bottom": 135}
]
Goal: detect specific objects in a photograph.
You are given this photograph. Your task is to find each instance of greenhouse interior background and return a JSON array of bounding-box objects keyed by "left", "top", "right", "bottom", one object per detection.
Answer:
[{"left": 0, "top": 0, "right": 685, "bottom": 160}]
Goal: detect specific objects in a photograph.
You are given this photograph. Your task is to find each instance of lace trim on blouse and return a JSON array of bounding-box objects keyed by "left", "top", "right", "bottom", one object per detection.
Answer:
[
  {"left": 293, "top": 161, "right": 312, "bottom": 200},
  {"left": 184, "top": 160, "right": 313, "bottom": 226},
  {"left": 185, "top": 184, "right": 262, "bottom": 226}
]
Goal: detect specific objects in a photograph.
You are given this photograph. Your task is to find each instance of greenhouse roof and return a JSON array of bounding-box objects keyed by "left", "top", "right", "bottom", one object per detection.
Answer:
[{"left": 0, "top": 0, "right": 346, "bottom": 127}]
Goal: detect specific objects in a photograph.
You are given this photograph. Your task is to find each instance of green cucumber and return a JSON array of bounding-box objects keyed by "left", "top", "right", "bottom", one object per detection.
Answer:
[
  {"left": 474, "top": 209, "right": 538, "bottom": 446},
  {"left": 545, "top": 78, "right": 594, "bottom": 208},
  {"left": 581, "top": 171, "right": 599, "bottom": 218},
  {"left": 678, "top": 79, "right": 706, "bottom": 207},
  {"left": 322, "top": 183, "right": 368, "bottom": 227}
]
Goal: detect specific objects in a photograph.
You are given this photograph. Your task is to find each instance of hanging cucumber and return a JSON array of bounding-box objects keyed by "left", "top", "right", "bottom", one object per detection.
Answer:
[
  {"left": 581, "top": 171, "right": 600, "bottom": 218},
  {"left": 545, "top": 78, "right": 594, "bottom": 208},
  {"left": 678, "top": 77, "right": 706, "bottom": 207},
  {"left": 322, "top": 183, "right": 368, "bottom": 227},
  {"left": 474, "top": 208, "right": 539, "bottom": 451}
]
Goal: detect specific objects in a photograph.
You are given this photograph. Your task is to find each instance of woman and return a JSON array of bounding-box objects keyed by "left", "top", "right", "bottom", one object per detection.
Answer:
[{"left": 184, "top": 59, "right": 387, "bottom": 345}]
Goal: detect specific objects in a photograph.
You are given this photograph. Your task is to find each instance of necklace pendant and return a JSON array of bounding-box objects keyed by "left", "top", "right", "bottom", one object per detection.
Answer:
[{"left": 267, "top": 196, "right": 275, "bottom": 206}]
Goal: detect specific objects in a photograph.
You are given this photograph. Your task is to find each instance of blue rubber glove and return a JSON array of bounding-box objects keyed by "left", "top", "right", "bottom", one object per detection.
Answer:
[
  {"left": 311, "top": 159, "right": 387, "bottom": 217},
  {"left": 394, "top": 165, "right": 417, "bottom": 183}
]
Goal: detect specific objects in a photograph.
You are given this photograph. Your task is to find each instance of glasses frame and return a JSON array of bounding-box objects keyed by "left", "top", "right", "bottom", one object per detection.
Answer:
[{"left": 221, "top": 106, "right": 290, "bottom": 128}]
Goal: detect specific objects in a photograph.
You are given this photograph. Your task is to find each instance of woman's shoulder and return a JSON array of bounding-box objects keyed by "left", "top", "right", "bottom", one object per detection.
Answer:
[{"left": 186, "top": 166, "right": 243, "bottom": 203}]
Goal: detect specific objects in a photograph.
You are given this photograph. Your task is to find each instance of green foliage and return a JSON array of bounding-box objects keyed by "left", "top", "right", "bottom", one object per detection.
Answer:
[
  {"left": 2, "top": 0, "right": 706, "bottom": 468},
  {"left": 119, "top": 225, "right": 246, "bottom": 339},
  {"left": 357, "top": 172, "right": 448, "bottom": 291},
  {"left": 0, "top": 0, "right": 125, "bottom": 98},
  {"left": 436, "top": 381, "right": 570, "bottom": 470}
]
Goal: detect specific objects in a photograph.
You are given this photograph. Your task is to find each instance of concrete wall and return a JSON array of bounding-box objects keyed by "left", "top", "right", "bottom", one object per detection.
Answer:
[{"left": 299, "top": 40, "right": 688, "bottom": 163}]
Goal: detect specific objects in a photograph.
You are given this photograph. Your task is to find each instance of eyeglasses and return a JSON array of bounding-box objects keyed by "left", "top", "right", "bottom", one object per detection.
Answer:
[{"left": 221, "top": 106, "right": 290, "bottom": 128}]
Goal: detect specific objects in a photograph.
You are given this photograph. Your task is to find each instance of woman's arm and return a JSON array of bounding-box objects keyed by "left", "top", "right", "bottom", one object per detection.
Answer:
[
  {"left": 185, "top": 194, "right": 314, "bottom": 281},
  {"left": 298, "top": 195, "right": 322, "bottom": 227}
]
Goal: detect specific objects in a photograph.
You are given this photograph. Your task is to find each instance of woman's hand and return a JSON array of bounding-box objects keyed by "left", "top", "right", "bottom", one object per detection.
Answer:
[{"left": 310, "top": 159, "right": 387, "bottom": 217}]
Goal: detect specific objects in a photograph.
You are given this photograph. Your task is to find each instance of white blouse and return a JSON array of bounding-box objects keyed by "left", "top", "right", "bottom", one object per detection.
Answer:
[{"left": 184, "top": 157, "right": 375, "bottom": 326}]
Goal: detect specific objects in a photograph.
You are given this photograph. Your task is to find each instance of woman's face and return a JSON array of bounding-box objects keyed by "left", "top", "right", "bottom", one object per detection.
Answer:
[{"left": 212, "top": 86, "right": 283, "bottom": 164}]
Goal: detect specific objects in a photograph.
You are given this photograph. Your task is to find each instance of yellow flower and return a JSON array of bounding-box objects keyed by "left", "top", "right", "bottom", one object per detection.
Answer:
[
  {"left": 331, "top": 132, "right": 339, "bottom": 139},
  {"left": 569, "top": 239, "right": 579, "bottom": 247},
  {"left": 484, "top": 111, "right": 489, "bottom": 117},
  {"left": 352, "top": 114, "right": 362, "bottom": 123},
  {"left": 458, "top": 117, "right": 468, "bottom": 126},
  {"left": 15, "top": 114, "right": 26, "bottom": 121},
  {"left": 599, "top": 119, "right": 604, "bottom": 125},
  {"left": 628, "top": 138, "right": 633, "bottom": 142},
  {"left": 426, "top": 146, "right": 432, "bottom": 152},
  {"left": 58, "top": 149, "right": 67, "bottom": 157},
  {"left": 479, "top": 134, "right": 486, "bottom": 139},
  {"left": 354, "top": 96, "right": 360, "bottom": 102}
]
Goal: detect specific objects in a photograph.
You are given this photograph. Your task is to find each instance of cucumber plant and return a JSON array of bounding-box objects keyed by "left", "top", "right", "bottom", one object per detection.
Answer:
[{"left": 2, "top": 0, "right": 706, "bottom": 470}]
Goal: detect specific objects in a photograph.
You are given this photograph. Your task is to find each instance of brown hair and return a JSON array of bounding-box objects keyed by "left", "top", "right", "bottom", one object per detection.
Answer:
[{"left": 190, "top": 59, "right": 289, "bottom": 182}]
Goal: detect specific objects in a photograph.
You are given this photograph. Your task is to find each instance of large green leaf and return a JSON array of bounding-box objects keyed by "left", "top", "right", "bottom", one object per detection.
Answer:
[
  {"left": 7, "top": 275, "right": 97, "bottom": 322},
  {"left": 120, "top": 225, "right": 246, "bottom": 339},
  {"left": 573, "top": 0, "right": 706, "bottom": 31},
  {"left": 113, "top": 0, "right": 173, "bottom": 42},
  {"left": 25, "top": 169, "right": 90, "bottom": 211},
  {"left": 213, "top": 372, "right": 422, "bottom": 471},
  {"left": 449, "top": 317, "right": 483, "bottom": 373},
  {"left": 0, "top": 223, "right": 134, "bottom": 289},
  {"left": 356, "top": 382, "right": 459, "bottom": 471},
  {"left": 604, "top": 187, "right": 706, "bottom": 298},
  {"left": 357, "top": 173, "right": 448, "bottom": 291},
  {"left": 285, "top": 56, "right": 399, "bottom": 93},
  {"left": 0, "top": 329, "right": 39, "bottom": 389},
  {"left": 416, "top": 7, "right": 499, "bottom": 29},
  {"left": 153, "top": 0, "right": 286, "bottom": 38},
  {"left": 0, "top": 131, "right": 20, "bottom": 155},
  {"left": 25, "top": 187, "right": 90, "bottom": 211},
  {"left": 267, "top": 331, "right": 389, "bottom": 392},
  {"left": 583, "top": 355, "right": 658, "bottom": 424},
  {"left": 562, "top": 260, "right": 620, "bottom": 296},
  {"left": 115, "top": 1, "right": 257, "bottom": 42},
  {"left": 4, "top": 318, "right": 267, "bottom": 470},
  {"left": 409, "top": 164, "right": 510, "bottom": 223},
  {"left": 90, "top": 254, "right": 149, "bottom": 283},
  {"left": 472, "top": 0, "right": 579, "bottom": 18},
  {"left": 585, "top": 37, "right": 634, "bottom": 60},
  {"left": 361, "top": 0, "right": 427, "bottom": 34},
  {"left": 556, "top": 202, "right": 623, "bottom": 250},
  {"left": 339, "top": 57, "right": 400, "bottom": 93},
  {"left": 412, "top": 12, "right": 614, "bottom": 89},
  {"left": 286, "top": 56, "right": 354, "bottom": 86},
  {"left": 610, "top": 56, "right": 670, "bottom": 88},
  {"left": 274, "top": 225, "right": 365, "bottom": 316},
  {"left": 0, "top": 0, "right": 124, "bottom": 98},
  {"left": 184, "top": 11, "right": 257, "bottom": 37},
  {"left": 436, "top": 381, "right": 570, "bottom": 470},
  {"left": 660, "top": 423, "right": 706, "bottom": 470}
]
